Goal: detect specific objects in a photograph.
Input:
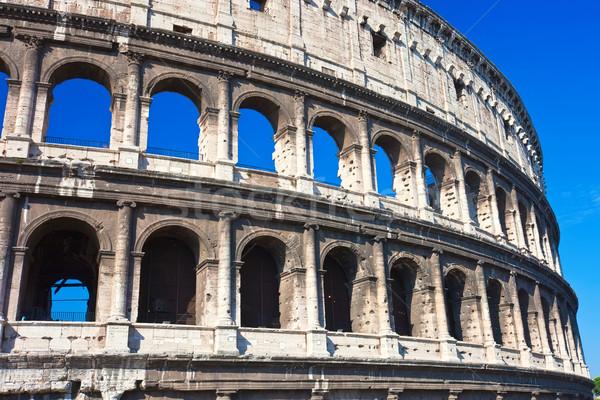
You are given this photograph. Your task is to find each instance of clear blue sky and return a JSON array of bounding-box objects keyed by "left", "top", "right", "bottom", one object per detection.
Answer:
[
  {"left": 0, "top": 0, "right": 597, "bottom": 378},
  {"left": 417, "top": 0, "right": 600, "bottom": 378}
]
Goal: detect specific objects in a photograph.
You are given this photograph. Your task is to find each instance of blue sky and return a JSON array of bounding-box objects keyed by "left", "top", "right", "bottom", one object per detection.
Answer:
[{"left": 0, "top": 0, "right": 597, "bottom": 378}]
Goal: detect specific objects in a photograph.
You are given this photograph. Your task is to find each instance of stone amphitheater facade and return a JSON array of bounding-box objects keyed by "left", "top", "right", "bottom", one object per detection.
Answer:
[{"left": 0, "top": 0, "right": 592, "bottom": 399}]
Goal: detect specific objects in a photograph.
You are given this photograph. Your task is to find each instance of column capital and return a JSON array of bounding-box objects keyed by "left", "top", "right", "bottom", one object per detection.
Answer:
[
  {"left": 0, "top": 192, "right": 20, "bottom": 199},
  {"left": 373, "top": 235, "right": 387, "bottom": 243},
  {"left": 125, "top": 51, "right": 144, "bottom": 65},
  {"left": 432, "top": 246, "right": 443, "bottom": 255},
  {"left": 509, "top": 270, "right": 518, "bottom": 277},
  {"left": 218, "top": 70, "right": 232, "bottom": 82},
  {"left": 116, "top": 200, "right": 137, "bottom": 208},
  {"left": 476, "top": 259, "right": 485, "bottom": 267},
  {"left": 20, "top": 35, "right": 44, "bottom": 50},
  {"left": 411, "top": 129, "right": 421, "bottom": 139},
  {"left": 294, "top": 89, "right": 307, "bottom": 101},
  {"left": 218, "top": 210, "right": 237, "bottom": 220},
  {"left": 303, "top": 222, "right": 319, "bottom": 231},
  {"left": 357, "top": 109, "right": 369, "bottom": 122}
]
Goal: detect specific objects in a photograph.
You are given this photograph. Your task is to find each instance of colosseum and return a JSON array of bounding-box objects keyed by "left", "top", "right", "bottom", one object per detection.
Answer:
[{"left": 0, "top": 0, "right": 592, "bottom": 398}]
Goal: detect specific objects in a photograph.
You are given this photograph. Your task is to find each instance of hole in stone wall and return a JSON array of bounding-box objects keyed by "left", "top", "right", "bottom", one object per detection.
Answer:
[
  {"left": 173, "top": 24, "right": 192, "bottom": 34},
  {"left": 46, "top": 79, "right": 111, "bottom": 148},
  {"left": 454, "top": 79, "right": 466, "bottom": 102},
  {"left": 147, "top": 91, "right": 200, "bottom": 160},
  {"left": 249, "top": 0, "right": 266, "bottom": 11},
  {"left": 371, "top": 30, "right": 387, "bottom": 59}
]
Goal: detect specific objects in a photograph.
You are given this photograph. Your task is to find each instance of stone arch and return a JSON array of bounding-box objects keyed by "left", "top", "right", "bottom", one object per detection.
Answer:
[
  {"left": 16, "top": 213, "right": 106, "bottom": 322},
  {"left": 134, "top": 218, "right": 216, "bottom": 263},
  {"left": 423, "top": 149, "right": 457, "bottom": 215},
  {"left": 144, "top": 72, "right": 214, "bottom": 113},
  {"left": 486, "top": 278, "right": 507, "bottom": 346},
  {"left": 42, "top": 58, "right": 118, "bottom": 94},
  {"left": 18, "top": 210, "right": 112, "bottom": 251},
  {"left": 232, "top": 90, "right": 292, "bottom": 133},
  {"left": 319, "top": 240, "right": 372, "bottom": 279},
  {"left": 444, "top": 265, "right": 478, "bottom": 342},
  {"left": 0, "top": 51, "right": 20, "bottom": 79},
  {"left": 235, "top": 229, "right": 302, "bottom": 273},
  {"left": 308, "top": 109, "right": 359, "bottom": 149},
  {"left": 372, "top": 130, "right": 413, "bottom": 200}
]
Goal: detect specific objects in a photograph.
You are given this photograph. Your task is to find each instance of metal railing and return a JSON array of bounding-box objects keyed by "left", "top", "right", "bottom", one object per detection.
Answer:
[
  {"left": 45, "top": 136, "right": 109, "bottom": 149},
  {"left": 236, "top": 162, "right": 277, "bottom": 174},
  {"left": 21, "top": 308, "right": 95, "bottom": 322},
  {"left": 138, "top": 311, "right": 195, "bottom": 325},
  {"left": 146, "top": 147, "right": 200, "bottom": 160}
]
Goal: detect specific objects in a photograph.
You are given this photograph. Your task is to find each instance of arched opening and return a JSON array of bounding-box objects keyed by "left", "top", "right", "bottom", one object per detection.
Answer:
[
  {"left": 424, "top": 152, "right": 449, "bottom": 213},
  {"left": 323, "top": 247, "right": 357, "bottom": 332},
  {"left": 518, "top": 202, "right": 530, "bottom": 249},
  {"left": 147, "top": 84, "right": 201, "bottom": 159},
  {"left": 390, "top": 259, "right": 419, "bottom": 336},
  {"left": 46, "top": 63, "right": 113, "bottom": 147},
  {"left": 444, "top": 269, "right": 466, "bottom": 341},
  {"left": 535, "top": 214, "right": 547, "bottom": 259},
  {"left": 464, "top": 170, "right": 482, "bottom": 225},
  {"left": 518, "top": 289, "right": 533, "bottom": 349},
  {"left": 237, "top": 97, "right": 283, "bottom": 173},
  {"left": 139, "top": 232, "right": 197, "bottom": 325},
  {"left": 312, "top": 116, "right": 356, "bottom": 190},
  {"left": 22, "top": 221, "right": 99, "bottom": 322},
  {"left": 0, "top": 66, "right": 9, "bottom": 137},
  {"left": 541, "top": 297, "right": 555, "bottom": 353},
  {"left": 373, "top": 143, "right": 394, "bottom": 197},
  {"left": 49, "top": 279, "right": 91, "bottom": 321},
  {"left": 486, "top": 279, "right": 504, "bottom": 345},
  {"left": 240, "top": 244, "right": 280, "bottom": 328},
  {"left": 495, "top": 187, "right": 509, "bottom": 237}
]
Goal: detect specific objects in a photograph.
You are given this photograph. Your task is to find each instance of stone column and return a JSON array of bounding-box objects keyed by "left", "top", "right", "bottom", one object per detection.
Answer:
[
  {"left": 357, "top": 111, "right": 375, "bottom": 195},
  {"left": 294, "top": 91, "right": 313, "bottom": 193},
  {"left": 287, "top": 0, "right": 305, "bottom": 64},
  {"left": 8, "top": 36, "right": 42, "bottom": 157},
  {"left": 216, "top": 71, "right": 234, "bottom": 180},
  {"left": 533, "top": 282, "right": 554, "bottom": 367},
  {"left": 485, "top": 168, "right": 503, "bottom": 239},
  {"left": 110, "top": 201, "right": 136, "bottom": 322},
  {"left": 550, "top": 295, "right": 570, "bottom": 370},
  {"left": 129, "top": 252, "right": 144, "bottom": 323},
  {"left": 119, "top": 52, "right": 143, "bottom": 167},
  {"left": 373, "top": 237, "right": 392, "bottom": 334},
  {"left": 430, "top": 248, "right": 458, "bottom": 361},
  {"left": 214, "top": 211, "right": 239, "bottom": 355},
  {"left": 0, "top": 192, "right": 19, "bottom": 345},
  {"left": 412, "top": 131, "right": 428, "bottom": 210},
  {"left": 508, "top": 271, "right": 531, "bottom": 367},
  {"left": 214, "top": 0, "right": 235, "bottom": 44},
  {"left": 304, "top": 223, "right": 320, "bottom": 330},
  {"left": 529, "top": 207, "right": 544, "bottom": 260},
  {"left": 510, "top": 187, "right": 527, "bottom": 251},
  {"left": 475, "top": 262, "right": 498, "bottom": 362},
  {"left": 452, "top": 150, "right": 472, "bottom": 227},
  {"left": 6, "top": 247, "right": 27, "bottom": 321}
]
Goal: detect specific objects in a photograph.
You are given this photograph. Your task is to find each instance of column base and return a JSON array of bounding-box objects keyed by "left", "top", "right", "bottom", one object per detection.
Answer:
[
  {"left": 380, "top": 333, "right": 402, "bottom": 359},
  {"left": 118, "top": 146, "right": 140, "bottom": 168},
  {"left": 306, "top": 329, "right": 330, "bottom": 358},
  {"left": 105, "top": 320, "right": 131, "bottom": 353},
  {"left": 5, "top": 135, "right": 31, "bottom": 158},
  {"left": 215, "top": 160, "right": 235, "bottom": 181},
  {"left": 214, "top": 325, "right": 239, "bottom": 356},
  {"left": 484, "top": 341, "right": 501, "bottom": 363},
  {"left": 295, "top": 175, "right": 314, "bottom": 194},
  {"left": 439, "top": 337, "right": 460, "bottom": 362},
  {"left": 363, "top": 191, "right": 380, "bottom": 208}
]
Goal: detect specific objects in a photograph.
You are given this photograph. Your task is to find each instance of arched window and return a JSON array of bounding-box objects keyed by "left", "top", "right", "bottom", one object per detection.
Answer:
[
  {"left": 250, "top": 0, "right": 266, "bottom": 11},
  {"left": 424, "top": 152, "right": 449, "bottom": 213},
  {"left": 0, "top": 70, "right": 8, "bottom": 137},
  {"left": 46, "top": 69, "right": 112, "bottom": 148},
  {"left": 518, "top": 201, "right": 530, "bottom": 249},
  {"left": 373, "top": 144, "right": 394, "bottom": 197},
  {"left": 464, "top": 171, "right": 482, "bottom": 224},
  {"left": 312, "top": 126, "right": 341, "bottom": 186},
  {"left": 147, "top": 92, "right": 200, "bottom": 159},
  {"left": 495, "top": 187, "right": 509, "bottom": 237},
  {"left": 444, "top": 269, "right": 466, "bottom": 341},
  {"left": 312, "top": 116, "right": 358, "bottom": 190},
  {"left": 49, "top": 279, "right": 91, "bottom": 321},
  {"left": 390, "top": 259, "right": 419, "bottom": 336},
  {"left": 22, "top": 222, "right": 99, "bottom": 322},
  {"left": 323, "top": 248, "right": 358, "bottom": 332},
  {"left": 541, "top": 297, "right": 555, "bottom": 354},
  {"left": 139, "top": 235, "right": 197, "bottom": 325},
  {"left": 486, "top": 279, "right": 504, "bottom": 345},
  {"left": 240, "top": 245, "right": 280, "bottom": 328},
  {"left": 518, "top": 289, "right": 533, "bottom": 349}
]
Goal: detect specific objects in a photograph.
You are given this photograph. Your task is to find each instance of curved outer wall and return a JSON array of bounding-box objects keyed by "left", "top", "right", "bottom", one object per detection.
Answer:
[{"left": 0, "top": 0, "right": 592, "bottom": 399}]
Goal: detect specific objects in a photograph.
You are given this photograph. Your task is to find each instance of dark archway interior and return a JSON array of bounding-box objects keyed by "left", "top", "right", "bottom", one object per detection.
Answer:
[
  {"left": 23, "top": 229, "right": 98, "bottom": 321},
  {"left": 541, "top": 297, "right": 554, "bottom": 353},
  {"left": 139, "top": 237, "right": 196, "bottom": 325},
  {"left": 496, "top": 188, "right": 508, "bottom": 236},
  {"left": 487, "top": 279, "right": 503, "bottom": 345},
  {"left": 465, "top": 171, "right": 481, "bottom": 224},
  {"left": 323, "top": 247, "right": 356, "bottom": 333},
  {"left": 390, "top": 260, "right": 417, "bottom": 336},
  {"left": 240, "top": 245, "right": 280, "bottom": 328},
  {"left": 444, "top": 270, "right": 466, "bottom": 341}
]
